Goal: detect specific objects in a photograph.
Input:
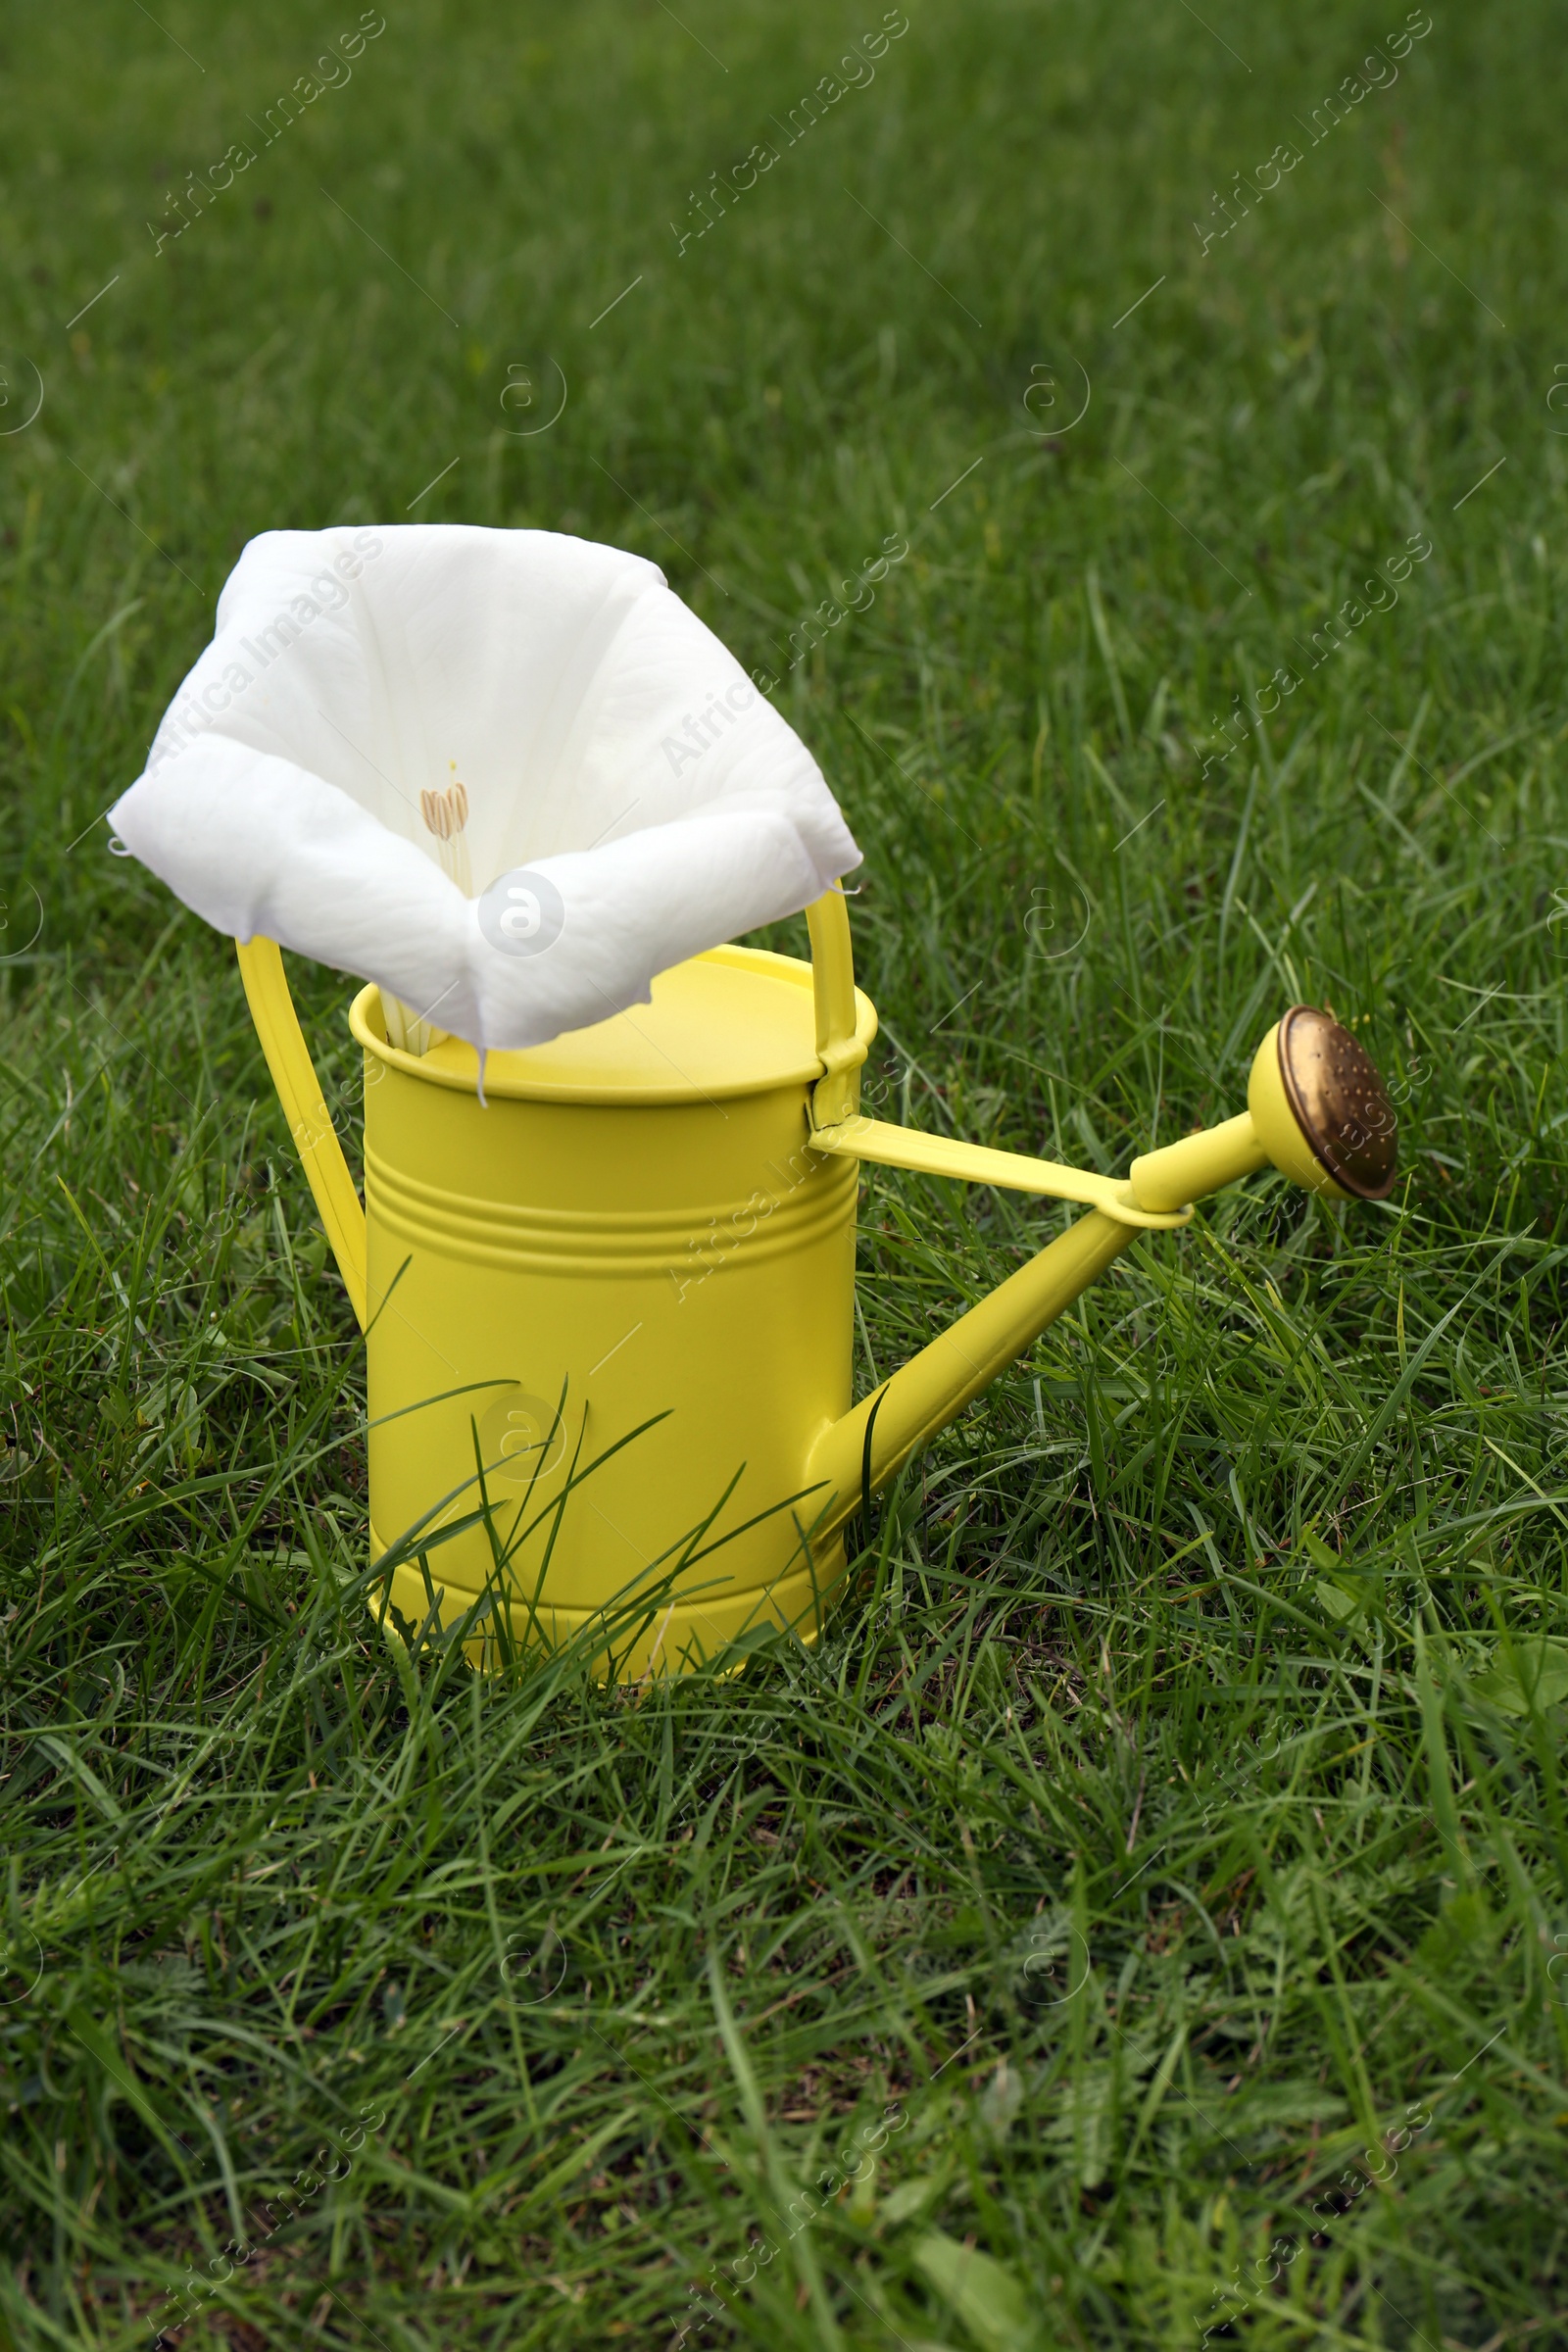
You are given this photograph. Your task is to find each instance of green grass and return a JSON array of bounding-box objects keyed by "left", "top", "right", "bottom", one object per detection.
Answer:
[{"left": 4, "top": 0, "right": 1568, "bottom": 2343}]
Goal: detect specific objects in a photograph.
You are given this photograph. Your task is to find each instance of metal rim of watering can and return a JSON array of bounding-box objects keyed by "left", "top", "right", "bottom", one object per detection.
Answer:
[{"left": 1276, "top": 1004, "right": 1398, "bottom": 1201}]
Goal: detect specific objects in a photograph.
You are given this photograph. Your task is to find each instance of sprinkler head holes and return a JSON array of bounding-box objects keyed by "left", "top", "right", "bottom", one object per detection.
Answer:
[{"left": 1276, "top": 1004, "right": 1397, "bottom": 1200}]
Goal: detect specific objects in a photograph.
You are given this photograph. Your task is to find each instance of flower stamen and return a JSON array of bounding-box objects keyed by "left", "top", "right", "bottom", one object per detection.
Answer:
[
  {"left": 420, "top": 767, "right": 472, "bottom": 896},
  {"left": 387, "top": 772, "right": 472, "bottom": 1053}
]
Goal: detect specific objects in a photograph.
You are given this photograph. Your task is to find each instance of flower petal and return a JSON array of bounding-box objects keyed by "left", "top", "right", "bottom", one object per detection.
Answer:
[{"left": 111, "top": 525, "right": 861, "bottom": 1049}]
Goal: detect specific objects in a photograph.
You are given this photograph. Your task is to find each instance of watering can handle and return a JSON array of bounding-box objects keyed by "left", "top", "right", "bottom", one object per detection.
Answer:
[
  {"left": 234, "top": 937, "right": 369, "bottom": 1331},
  {"left": 805, "top": 885, "right": 865, "bottom": 1127}
]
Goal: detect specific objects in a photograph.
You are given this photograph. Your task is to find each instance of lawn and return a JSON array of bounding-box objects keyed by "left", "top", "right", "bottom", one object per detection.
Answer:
[{"left": 2, "top": 0, "right": 1566, "bottom": 2344}]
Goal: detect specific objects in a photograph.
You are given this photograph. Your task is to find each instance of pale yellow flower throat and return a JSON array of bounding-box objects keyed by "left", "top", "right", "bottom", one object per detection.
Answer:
[{"left": 382, "top": 765, "right": 471, "bottom": 1056}]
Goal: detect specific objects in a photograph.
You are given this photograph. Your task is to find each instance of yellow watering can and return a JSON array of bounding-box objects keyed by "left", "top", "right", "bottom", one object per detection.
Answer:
[{"left": 236, "top": 888, "right": 1396, "bottom": 1676}]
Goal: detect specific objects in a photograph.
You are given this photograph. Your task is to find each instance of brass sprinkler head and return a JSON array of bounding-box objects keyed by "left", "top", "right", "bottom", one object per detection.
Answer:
[{"left": 1249, "top": 1004, "right": 1398, "bottom": 1200}]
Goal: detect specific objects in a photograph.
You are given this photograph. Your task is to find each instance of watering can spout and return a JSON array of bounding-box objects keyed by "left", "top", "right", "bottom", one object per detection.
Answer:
[{"left": 805, "top": 1003, "right": 1396, "bottom": 1546}]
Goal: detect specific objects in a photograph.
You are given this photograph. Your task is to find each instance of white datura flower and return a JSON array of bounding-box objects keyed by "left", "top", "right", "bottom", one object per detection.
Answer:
[{"left": 111, "top": 524, "right": 861, "bottom": 1054}]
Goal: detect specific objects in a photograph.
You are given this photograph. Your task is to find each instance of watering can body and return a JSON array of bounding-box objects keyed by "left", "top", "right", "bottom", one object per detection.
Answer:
[
  {"left": 235, "top": 892, "right": 1396, "bottom": 1676},
  {"left": 354, "top": 941, "right": 872, "bottom": 1668}
]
